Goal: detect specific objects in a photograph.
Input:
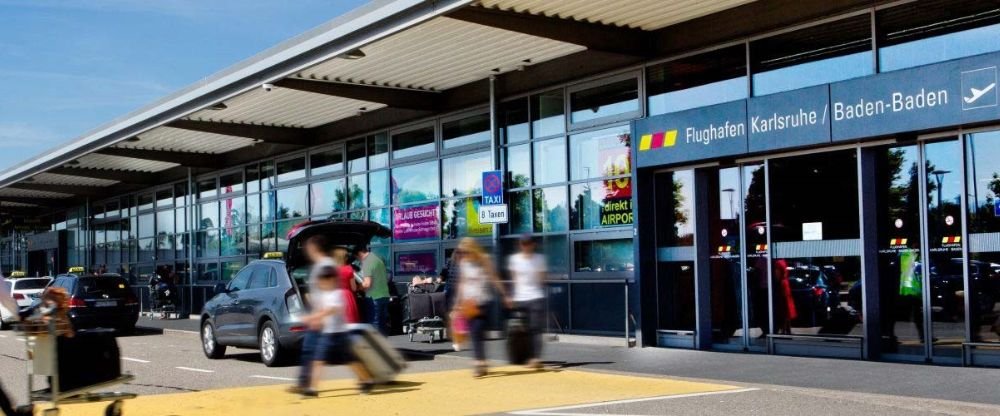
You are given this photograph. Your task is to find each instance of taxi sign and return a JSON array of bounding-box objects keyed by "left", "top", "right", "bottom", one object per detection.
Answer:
[
  {"left": 68, "top": 266, "right": 86, "bottom": 273},
  {"left": 262, "top": 252, "right": 284, "bottom": 259},
  {"left": 9, "top": 271, "right": 25, "bottom": 278}
]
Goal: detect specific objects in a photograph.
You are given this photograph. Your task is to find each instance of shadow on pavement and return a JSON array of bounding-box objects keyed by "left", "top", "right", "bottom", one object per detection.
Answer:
[{"left": 544, "top": 361, "right": 615, "bottom": 369}]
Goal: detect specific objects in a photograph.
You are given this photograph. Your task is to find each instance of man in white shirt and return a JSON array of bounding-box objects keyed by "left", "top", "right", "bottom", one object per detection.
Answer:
[
  {"left": 507, "top": 235, "right": 547, "bottom": 369},
  {"left": 1, "top": 274, "right": 33, "bottom": 416}
]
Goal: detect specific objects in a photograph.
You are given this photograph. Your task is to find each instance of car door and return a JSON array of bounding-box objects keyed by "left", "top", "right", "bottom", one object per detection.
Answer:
[
  {"left": 215, "top": 268, "right": 252, "bottom": 343},
  {"left": 232, "top": 265, "right": 270, "bottom": 344}
]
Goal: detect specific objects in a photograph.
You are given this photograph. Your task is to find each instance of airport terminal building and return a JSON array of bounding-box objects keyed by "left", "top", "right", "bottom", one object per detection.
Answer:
[{"left": 3, "top": 0, "right": 1000, "bottom": 366}]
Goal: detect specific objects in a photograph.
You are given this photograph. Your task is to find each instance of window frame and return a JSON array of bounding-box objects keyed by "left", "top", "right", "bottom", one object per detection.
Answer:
[{"left": 567, "top": 71, "right": 644, "bottom": 131}]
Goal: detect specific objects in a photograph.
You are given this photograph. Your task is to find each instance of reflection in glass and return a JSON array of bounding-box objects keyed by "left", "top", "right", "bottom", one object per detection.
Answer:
[
  {"left": 443, "top": 113, "right": 490, "bottom": 149},
  {"left": 532, "top": 90, "right": 565, "bottom": 138},
  {"left": 277, "top": 185, "right": 308, "bottom": 219},
  {"left": 219, "top": 173, "right": 242, "bottom": 195},
  {"left": 574, "top": 239, "right": 634, "bottom": 272},
  {"left": 743, "top": 164, "right": 768, "bottom": 345},
  {"left": 751, "top": 15, "right": 872, "bottom": 96},
  {"left": 442, "top": 151, "right": 491, "bottom": 197},
  {"left": 348, "top": 174, "right": 366, "bottom": 210},
  {"left": 569, "top": 126, "right": 631, "bottom": 181},
  {"left": 655, "top": 170, "right": 695, "bottom": 332},
  {"left": 570, "top": 78, "right": 639, "bottom": 124},
  {"left": 246, "top": 194, "right": 261, "bottom": 224},
  {"left": 533, "top": 138, "right": 566, "bottom": 185},
  {"left": 369, "top": 208, "right": 391, "bottom": 245},
  {"left": 310, "top": 178, "right": 347, "bottom": 215},
  {"left": 310, "top": 147, "right": 344, "bottom": 176},
  {"left": 392, "top": 161, "right": 439, "bottom": 204},
  {"left": 924, "top": 140, "right": 965, "bottom": 357},
  {"left": 507, "top": 144, "right": 531, "bottom": 188},
  {"left": 508, "top": 190, "right": 532, "bottom": 235},
  {"left": 392, "top": 126, "right": 435, "bottom": 159},
  {"left": 875, "top": 145, "right": 925, "bottom": 355},
  {"left": 501, "top": 98, "right": 529, "bottom": 144},
  {"left": 369, "top": 170, "right": 391, "bottom": 207},
  {"left": 196, "top": 179, "right": 216, "bottom": 200},
  {"left": 347, "top": 138, "right": 367, "bottom": 173},
  {"left": 708, "top": 167, "right": 744, "bottom": 345},
  {"left": 647, "top": 45, "right": 748, "bottom": 115},
  {"left": 368, "top": 133, "right": 389, "bottom": 170},
  {"left": 878, "top": 1, "right": 1000, "bottom": 72},
  {"left": 769, "top": 151, "right": 863, "bottom": 338},
  {"left": 276, "top": 157, "right": 306, "bottom": 183},
  {"left": 533, "top": 186, "right": 568, "bottom": 232},
  {"left": 966, "top": 131, "right": 1000, "bottom": 344},
  {"left": 442, "top": 198, "right": 492, "bottom": 239},
  {"left": 570, "top": 179, "right": 633, "bottom": 230}
]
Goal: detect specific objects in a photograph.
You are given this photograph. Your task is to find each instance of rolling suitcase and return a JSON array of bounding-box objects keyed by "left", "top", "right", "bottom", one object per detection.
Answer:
[
  {"left": 506, "top": 310, "right": 533, "bottom": 365},
  {"left": 346, "top": 324, "right": 407, "bottom": 384}
]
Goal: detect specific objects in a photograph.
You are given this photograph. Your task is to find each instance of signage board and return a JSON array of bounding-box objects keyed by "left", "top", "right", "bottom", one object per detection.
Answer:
[
  {"left": 478, "top": 204, "right": 508, "bottom": 224},
  {"left": 393, "top": 203, "right": 440, "bottom": 241},
  {"left": 635, "top": 100, "right": 748, "bottom": 168},
  {"left": 748, "top": 84, "right": 831, "bottom": 152},
  {"left": 482, "top": 170, "right": 504, "bottom": 205}
]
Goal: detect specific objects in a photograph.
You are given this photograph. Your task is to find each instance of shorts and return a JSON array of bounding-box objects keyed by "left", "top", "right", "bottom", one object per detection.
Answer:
[{"left": 314, "top": 332, "right": 354, "bottom": 365}]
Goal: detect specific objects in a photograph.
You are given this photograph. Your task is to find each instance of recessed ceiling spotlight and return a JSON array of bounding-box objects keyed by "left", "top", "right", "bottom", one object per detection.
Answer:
[
  {"left": 209, "top": 102, "right": 228, "bottom": 111},
  {"left": 339, "top": 48, "right": 366, "bottom": 60},
  {"left": 125, "top": 137, "right": 141, "bottom": 143}
]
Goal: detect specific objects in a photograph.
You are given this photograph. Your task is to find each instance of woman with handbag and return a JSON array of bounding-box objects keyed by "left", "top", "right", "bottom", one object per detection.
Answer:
[{"left": 453, "top": 238, "right": 511, "bottom": 377}]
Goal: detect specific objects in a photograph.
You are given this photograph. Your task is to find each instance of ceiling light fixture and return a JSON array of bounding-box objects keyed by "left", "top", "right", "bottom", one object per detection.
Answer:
[
  {"left": 65, "top": 160, "right": 80, "bottom": 166},
  {"left": 209, "top": 102, "right": 228, "bottom": 111},
  {"left": 339, "top": 48, "right": 366, "bottom": 60},
  {"left": 125, "top": 137, "right": 141, "bottom": 143}
]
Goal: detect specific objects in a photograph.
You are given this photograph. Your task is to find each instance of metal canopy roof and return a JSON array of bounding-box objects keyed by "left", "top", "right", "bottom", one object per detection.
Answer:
[{"left": 0, "top": 0, "right": 757, "bottom": 212}]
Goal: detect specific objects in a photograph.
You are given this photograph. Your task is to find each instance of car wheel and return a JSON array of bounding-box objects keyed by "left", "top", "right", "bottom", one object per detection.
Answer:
[
  {"left": 202, "top": 321, "right": 226, "bottom": 359},
  {"left": 259, "top": 321, "right": 285, "bottom": 367}
]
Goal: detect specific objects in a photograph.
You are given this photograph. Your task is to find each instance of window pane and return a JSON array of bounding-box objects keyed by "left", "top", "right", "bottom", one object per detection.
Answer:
[
  {"left": 533, "top": 138, "right": 566, "bottom": 185},
  {"left": 369, "top": 208, "right": 391, "bottom": 245},
  {"left": 277, "top": 185, "right": 308, "bottom": 219},
  {"left": 570, "top": 78, "right": 639, "bottom": 124},
  {"left": 878, "top": 0, "right": 1000, "bottom": 71},
  {"left": 310, "top": 147, "right": 344, "bottom": 176},
  {"left": 221, "top": 195, "right": 244, "bottom": 231},
  {"left": 246, "top": 193, "right": 261, "bottom": 224},
  {"left": 262, "top": 191, "right": 276, "bottom": 223},
  {"left": 260, "top": 161, "right": 276, "bottom": 190},
  {"left": 348, "top": 174, "right": 367, "bottom": 210},
  {"left": 277, "top": 157, "right": 306, "bottom": 182},
  {"left": 347, "top": 138, "right": 367, "bottom": 173},
  {"left": 246, "top": 164, "right": 261, "bottom": 193},
  {"left": 196, "top": 179, "right": 216, "bottom": 200},
  {"left": 532, "top": 89, "right": 565, "bottom": 137},
  {"left": 507, "top": 144, "right": 531, "bottom": 188},
  {"left": 246, "top": 225, "right": 261, "bottom": 254},
  {"left": 310, "top": 178, "right": 347, "bottom": 215},
  {"left": 393, "top": 202, "right": 440, "bottom": 241},
  {"left": 156, "top": 209, "right": 174, "bottom": 235},
  {"left": 175, "top": 208, "right": 187, "bottom": 233},
  {"left": 648, "top": 45, "right": 748, "bottom": 115},
  {"left": 443, "top": 113, "right": 490, "bottom": 149},
  {"left": 199, "top": 201, "right": 218, "bottom": 230},
  {"left": 220, "top": 172, "right": 243, "bottom": 195},
  {"left": 574, "top": 239, "right": 634, "bottom": 272},
  {"left": 392, "top": 126, "right": 435, "bottom": 159},
  {"left": 508, "top": 190, "right": 532, "bottom": 235},
  {"left": 442, "top": 151, "right": 491, "bottom": 197},
  {"left": 533, "top": 186, "right": 568, "bottom": 232},
  {"left": 138, "top": 213, "right": 155, "bottom": 238},
  {"left": 220, "top": 226, "right": 246, "bottom": 256},
  {"left": 752, "top": 15, "right": 872, "bottom": 96},
  {"left": 570, "top": 178, "right": 633, "bottom": 230},
  {"left": 156, "top": 189, "right": 173, "bottom": 208},
  {"left": 442, "top": 198, "right": 493, "bottom": 239},
  {"left": 502, "top": 98, "right": 529, "bottom": 144},
  {"left": 395, "top": 251, "right": 438, "bottom": 276},
  {"left": 392, "top": 161, "right": 439, "bottom": 204},
  {"left": 368, "top": 133, "right": 389, "bottom": 170},
  {"left": 570, "top": 126, "right": 631, "bottom": 181},
  {"left": 369, "top": 170, "right": 391, "bottom": 207},
  {"left": 138, "top": 193, "right": 154, "bottom": 211}
]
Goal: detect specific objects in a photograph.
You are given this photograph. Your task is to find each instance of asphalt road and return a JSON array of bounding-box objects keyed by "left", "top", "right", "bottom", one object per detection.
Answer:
[{"left": 2, "top": 326, "right": 1000, "bottom": 415}]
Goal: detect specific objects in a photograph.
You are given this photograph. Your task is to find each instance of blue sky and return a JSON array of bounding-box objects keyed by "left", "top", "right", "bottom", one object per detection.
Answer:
[{"left": 0, "top": 0, "right": 367, "bottom": 171}]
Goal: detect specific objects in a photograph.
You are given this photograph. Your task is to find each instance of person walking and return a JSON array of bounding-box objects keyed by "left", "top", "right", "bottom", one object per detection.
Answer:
[
  {"left": 1, "top": 274, "right": 33, "bottom": 416},
  {"left": 453, "top": 238, "right": 511, "bottom": 377},
  {"left": 356, "top": 246, "right": 390, "bottom": 335},
  {"left": 508, "top": 235, "right": 547, "bottom": 370},
  {"left": 331, "top": 247, "right": 360, "bottom": 324},
  {"left": 289, "top": 236, "right": 336, "bottom": 395}
]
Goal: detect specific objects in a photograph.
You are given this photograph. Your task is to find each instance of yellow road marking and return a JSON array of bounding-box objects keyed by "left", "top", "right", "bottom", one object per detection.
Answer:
[{"left": 55, "top": 367, "right": 738, "bottom": 416}]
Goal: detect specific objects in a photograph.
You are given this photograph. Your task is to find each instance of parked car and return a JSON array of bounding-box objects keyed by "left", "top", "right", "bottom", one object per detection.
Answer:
[
  {"left": 787, "top": 266, "right": 830, "bottom": 328},
  {"left": 199, "top": 219, "right": 390, "bottom": 367},
  {"left": 45, "top": 272, "right": 140, "bottom": 332},
  {"left": 0, "top": 276, "right": 52, "bottom": 329}
]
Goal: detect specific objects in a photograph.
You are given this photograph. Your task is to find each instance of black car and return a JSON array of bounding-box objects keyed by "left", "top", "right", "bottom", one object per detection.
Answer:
[
  {"left": 787, "top": 266, "right": 830, "bottom": 328},
  {"left": 199, "top": 219, "right": 390, "bottom": 367},
  {"left": 46, "top": 272, "right": 140, "bottom": 332}
]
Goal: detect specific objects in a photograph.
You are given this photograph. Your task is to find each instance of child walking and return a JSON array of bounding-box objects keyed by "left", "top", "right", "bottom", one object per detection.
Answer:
[{"left": 301, "top": 265, "right": 374, "bottom": 396}]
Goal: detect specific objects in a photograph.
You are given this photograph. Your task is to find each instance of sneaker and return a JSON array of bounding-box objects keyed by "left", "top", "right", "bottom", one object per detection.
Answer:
[
  {"left": 528, "top": 359, "right": 543, "bottom": 370},
  {"left": 359, "top": 382, "right": 375, "bottom": 395},
  {"left": 300, "top": 389, "right": 319, "bottom": 398},
  {"left": 452, "top": 343, "right": 461, "bottom": 352},
  {"left": 285, "top": 385, "right": 307, "bottom": 395},
  {"left": 473, "top": 364, "right": 487, "bottom": 378}
]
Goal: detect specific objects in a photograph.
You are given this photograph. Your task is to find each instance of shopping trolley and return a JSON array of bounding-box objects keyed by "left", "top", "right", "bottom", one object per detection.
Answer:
[{"left": 17, "top": 312, "right": 135, "bottom": 416}]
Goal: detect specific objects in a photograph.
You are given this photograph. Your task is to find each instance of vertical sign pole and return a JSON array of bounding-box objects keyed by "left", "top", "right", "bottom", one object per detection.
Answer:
[{"left": 489, "top": 75, "right": 499, "bottom": 247}]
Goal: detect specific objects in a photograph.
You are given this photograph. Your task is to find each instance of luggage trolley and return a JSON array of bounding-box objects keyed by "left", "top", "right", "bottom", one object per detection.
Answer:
[
  {"left": 18, "top": 315, "right": 135, "bottom": 416},
  {"left": 402, "top": 282, "right": 447, "bottom": 343}
]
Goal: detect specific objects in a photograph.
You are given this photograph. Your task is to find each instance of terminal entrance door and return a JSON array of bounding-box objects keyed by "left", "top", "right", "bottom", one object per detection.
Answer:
[
  {"left": 653, "top": 169, "right": 697, "bottom": 347},
  {"left": 874, "top": 137, "right": 966, "bottom": 363}
]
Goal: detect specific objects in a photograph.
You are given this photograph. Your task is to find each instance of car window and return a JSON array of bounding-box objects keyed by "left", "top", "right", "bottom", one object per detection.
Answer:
[
  {"left": 268, "top": 269, "right": 277, "bottom": 288},
  {"left": 229, "top": 268, "right": 253, "bottom": 292},
  {"left": 15, "top": 278, "right": 50, "bottom": 290},
  {"left": 76, "top": 277, "right": 131, "bottom": 299},
  {"left": 247, "top": 266, "right": 271, "bottom": 290}
]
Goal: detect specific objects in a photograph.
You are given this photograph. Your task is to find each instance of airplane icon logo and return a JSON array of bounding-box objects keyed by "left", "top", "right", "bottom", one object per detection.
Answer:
[
  {"left": 964, "top": 83, "right": 996, "bottom": 105},
  {"left": 961, "top": 66, "right": 998, "bottom": 110}
]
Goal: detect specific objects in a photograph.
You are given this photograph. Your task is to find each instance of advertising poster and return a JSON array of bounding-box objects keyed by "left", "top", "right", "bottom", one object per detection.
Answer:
[
  {"left": 395, "top": 251, "right": 437, "bottom": 275},
  {"left": 599, "top": 147, "right": 633, "bottom": 227},
  {"left": 393, "top": 203, "right": 440, "bottom": 241}
]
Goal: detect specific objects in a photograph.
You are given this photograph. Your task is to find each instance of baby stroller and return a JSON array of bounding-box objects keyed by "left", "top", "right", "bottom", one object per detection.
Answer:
[{"left": 402, "top": 281, "right": 447, "bottom": 343}]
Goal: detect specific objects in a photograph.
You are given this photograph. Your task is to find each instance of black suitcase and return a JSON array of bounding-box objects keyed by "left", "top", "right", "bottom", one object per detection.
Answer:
[
  {"left": 819, "top": 306, "right": 860, "bottom": 335},
  {"left": 55, "top": 329, "right": 122, "bottom": 392},
  {"left": 506, "top": 311, "right": 533, "bottom": 365},
  {"left": 347, "top": 324, "right": 407, "bottom": 384}
]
